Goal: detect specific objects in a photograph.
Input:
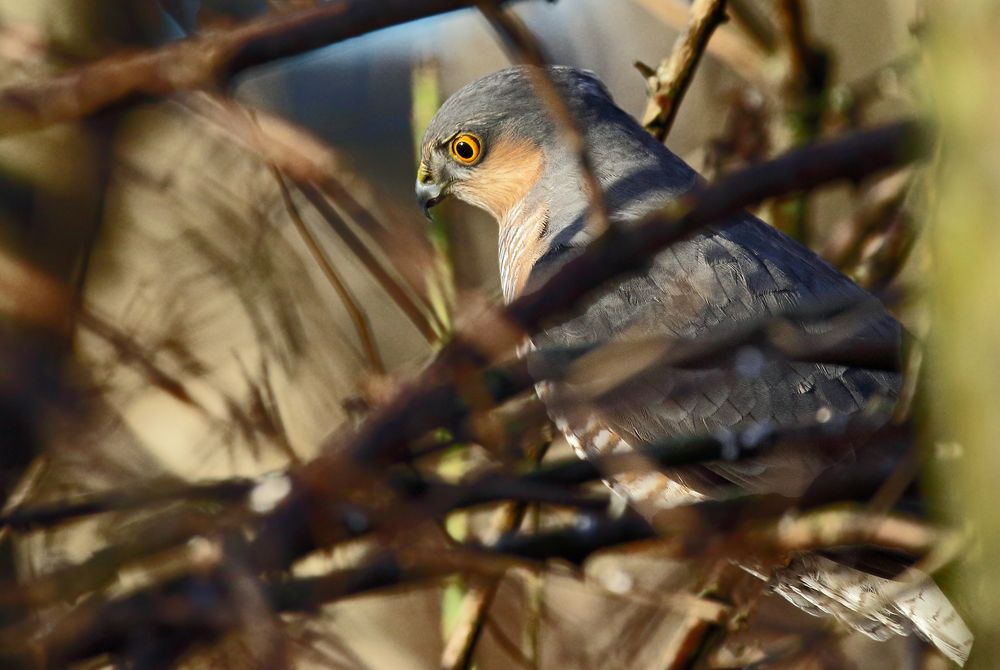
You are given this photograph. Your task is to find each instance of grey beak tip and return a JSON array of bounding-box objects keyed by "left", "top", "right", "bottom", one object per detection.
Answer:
[{"left": 416, "top": 180, "right": 445, "bottom": 220}]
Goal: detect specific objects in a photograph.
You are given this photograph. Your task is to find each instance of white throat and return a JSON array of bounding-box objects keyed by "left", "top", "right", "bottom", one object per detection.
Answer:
[{"left": 497, "top": 198, "right": 548, "bottom": 303}]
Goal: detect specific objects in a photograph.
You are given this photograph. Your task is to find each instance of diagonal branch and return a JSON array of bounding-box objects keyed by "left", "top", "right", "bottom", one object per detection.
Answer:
[
  {"left": 271, "top": 167, "right": 386, "bottom": 373},
  {"left": 184, "top": 95, "right": 444, "bottom": 342},
  {"left": 641, "top": 0, "right": 730, "bottom": 141},
  {"left": 631, "top": 0, "right": 764, "bottom": 86},
  {"left": 476, "top": 0, "right": 611, "bottom": 235},
  {"left": 0, "top": 0, "right": 522, "bottom": 137}
]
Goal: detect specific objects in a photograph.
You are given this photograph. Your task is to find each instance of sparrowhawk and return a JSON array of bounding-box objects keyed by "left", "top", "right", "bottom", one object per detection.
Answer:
[{"left": 416, "top": 65, "right": 970, "bottom": 664}]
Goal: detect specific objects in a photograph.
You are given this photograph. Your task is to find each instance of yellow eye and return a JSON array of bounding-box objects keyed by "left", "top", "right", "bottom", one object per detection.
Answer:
[{"left": 449, "top": 134, "right": 482, "bottom": 165}]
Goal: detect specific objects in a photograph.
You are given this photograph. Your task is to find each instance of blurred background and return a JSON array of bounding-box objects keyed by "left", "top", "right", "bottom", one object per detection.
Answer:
[{"left": 1, "top": 0, "right": 992, "bottom": 668}]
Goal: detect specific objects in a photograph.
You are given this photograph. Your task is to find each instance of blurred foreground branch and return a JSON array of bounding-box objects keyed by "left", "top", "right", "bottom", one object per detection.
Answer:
[
  {"left": 0, "top": 0, "right": 520, "bottom": 136},
  {"left": 185, "top": 95, "right": 444, "bottom": 342},
  {"left": 476, "top": 0, "right": 611, "bottom": 235}
]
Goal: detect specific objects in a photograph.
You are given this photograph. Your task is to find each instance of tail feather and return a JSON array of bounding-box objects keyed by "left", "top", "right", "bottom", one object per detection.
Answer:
[{"left": 769, "top": 553, "right": 973, "bottom": 665}]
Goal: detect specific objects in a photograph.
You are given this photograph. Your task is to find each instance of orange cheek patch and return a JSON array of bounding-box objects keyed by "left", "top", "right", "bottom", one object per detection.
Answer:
[{"left": 453, "top": 138, "right": 544, "bottom": 220}]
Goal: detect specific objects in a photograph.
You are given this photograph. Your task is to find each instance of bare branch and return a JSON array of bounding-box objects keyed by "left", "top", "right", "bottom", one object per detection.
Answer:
[
  {"left": 0, "top": 0, "right": 522, "bottom": 137},
  {"left": 489, "top": 468, "right": 930, "bottom": 567},
  {"left": 440, "top": 441, "right": 552, "bottom": 670},
  {"left": 778, "top": 0, "right": 826, "bottom": 93},
  {"left": 476, "top": 1, "right": 611, "bottom": 235},
  {"left": 185, "top": 95, "right": 444, "bottom": 342},
  {"left": 763, "top": 509, "right": 946, "bottom": 557},
  {"left": 0, "top": 479, "right": 252, "bottom": 531},
  {"left": 631, "top": 0, "right": 765, "bottom": 86},
  {"left": 271, "top": 167, "right": 385, "bottom": 373},
  {"left": 641, "top": 0, "right": 730, "bottom": 141},
  {"left": 825, "top": 170, "right": 912, "bottom": 269}
]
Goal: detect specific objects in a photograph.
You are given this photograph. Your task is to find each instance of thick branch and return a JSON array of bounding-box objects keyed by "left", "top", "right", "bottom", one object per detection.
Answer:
[
  {"left": 519, "top": 421, "right": 912, "bottom": 491},
  {"left": 0, "top": 0, "right": 519, "bottom": 136},
  {"left": 490, "top": 465, "right": 931, "bottom": 566},
  {"left": 506, "top": 120, "right": 923, "bottom": 338}
]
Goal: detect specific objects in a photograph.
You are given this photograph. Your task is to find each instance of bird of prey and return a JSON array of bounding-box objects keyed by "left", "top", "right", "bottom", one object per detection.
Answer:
[{"left": 417, "top": 65, "right": 970, "bottom": 664}]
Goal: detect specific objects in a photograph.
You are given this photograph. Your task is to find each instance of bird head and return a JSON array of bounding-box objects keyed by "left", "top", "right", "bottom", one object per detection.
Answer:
[
  {"left": 416, "top": 66, "right": 698, "bottom": 298},
  {"left": 416, "top": 66, "right": 615, "bottom": 223}
]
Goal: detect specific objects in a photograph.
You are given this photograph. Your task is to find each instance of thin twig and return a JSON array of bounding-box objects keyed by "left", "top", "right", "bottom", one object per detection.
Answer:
[
  {"left": 825, "top": 170, "right": 912, "bottom": 269},
  {"left": 775, "top": 0, "right": 830, "bottom": 243},
  {"left": 857, "top": 210, "right": 918, "bottom": 292},
  {"left": 298, "top": 182, "right": 441, "bottom": 343},
  {"left": 271, "top": 167, "right": 385, "bottom": 373},
  {"left": 631, "top": 0, "right": 765, "bottom": 86},
  {"left": 440, "top": 441, "right": 552, "bottom": 670},
  {"left": 440, "top": 580, "right": 503, "bottom": 670},
  {"left": 778, "top": 0, "right": 824, "bottom": 91},
  {"left": 641, "top": 0, "right": 730, "bottom": 141},
  {"left": 475, "top": 0, "right": 611, "bottom": 236},
  {"left": 185, "top": 95, "right": 444, "bottom": 342},
  {"left": 77, "top": 307, "right": 198, "bottom": 407}
]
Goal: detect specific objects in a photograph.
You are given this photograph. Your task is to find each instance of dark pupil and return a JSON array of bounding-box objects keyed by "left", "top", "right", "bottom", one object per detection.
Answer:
[{"left": 456, "top": 140, "right": 475, "bottom": 160}]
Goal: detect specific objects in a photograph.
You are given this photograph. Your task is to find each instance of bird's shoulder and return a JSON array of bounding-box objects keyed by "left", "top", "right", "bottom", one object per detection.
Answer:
[
  {"left": 528, "top": 210, "right": 902, "bottom": 490},
  {"left": 533, "top": 210, "right": 900, "bottom": 349}
]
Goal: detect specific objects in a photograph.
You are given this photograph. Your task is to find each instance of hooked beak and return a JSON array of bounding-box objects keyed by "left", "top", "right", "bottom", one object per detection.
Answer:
[
  {"left": 416, "top": 179, "right": 446, "bottom": 220},
  {"left": 416, "top": 161, "right": 448, "bottom": 219}
]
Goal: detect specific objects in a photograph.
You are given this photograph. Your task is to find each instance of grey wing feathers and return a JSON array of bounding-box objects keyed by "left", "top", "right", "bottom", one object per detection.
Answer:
[{"left": 530, "top": 211, "right": 902, "bottom": 494}]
